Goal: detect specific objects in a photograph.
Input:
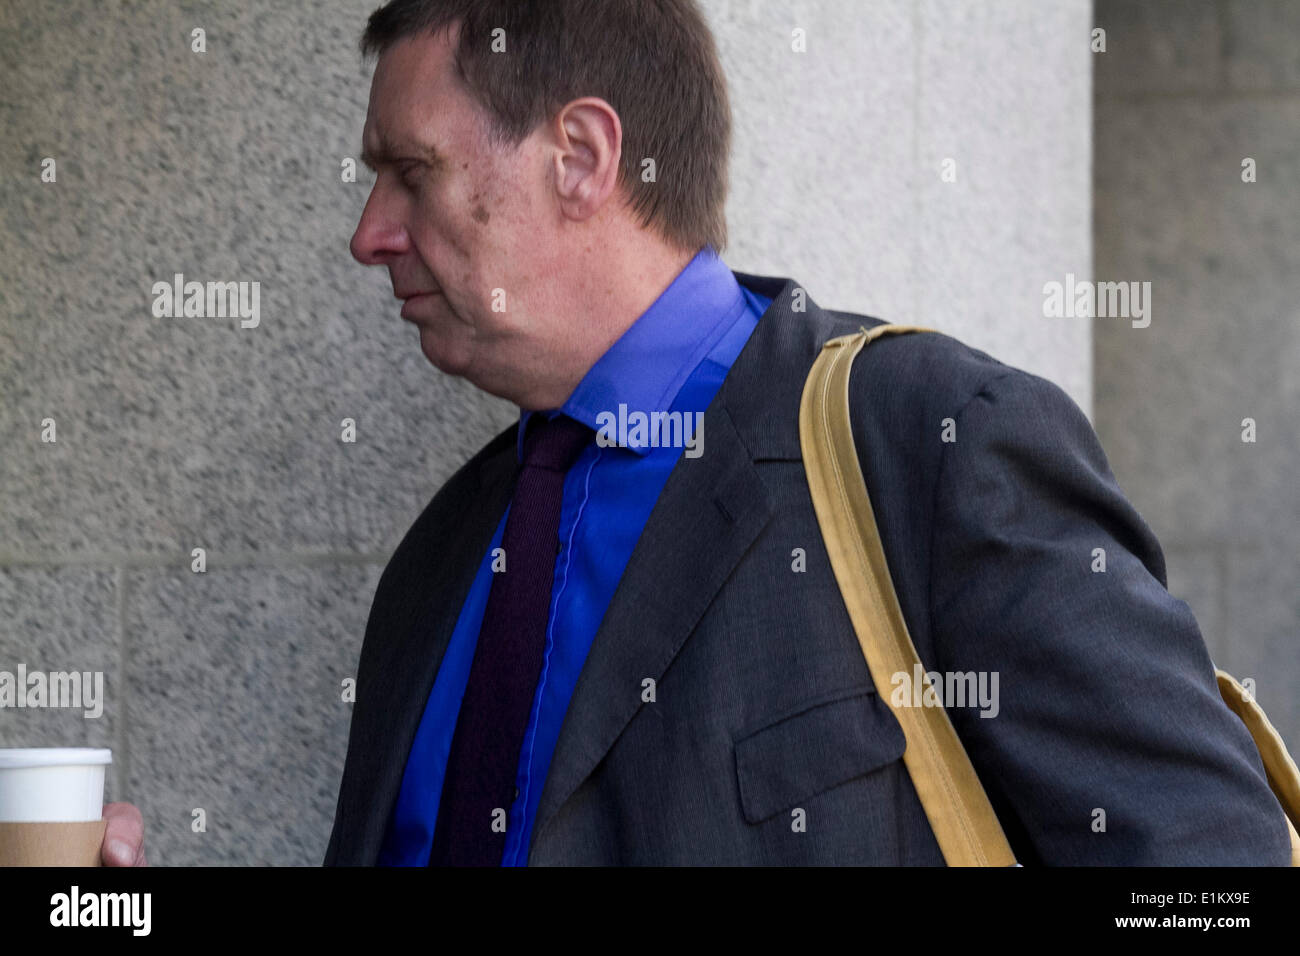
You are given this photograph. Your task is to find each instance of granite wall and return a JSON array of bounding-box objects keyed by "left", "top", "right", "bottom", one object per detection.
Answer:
[
  {"left": 0, "top": 0, "right": 1092, "bottom": 864},
  {"left": 1094, "top": 0, "right": 1299, "bottom": 752}
]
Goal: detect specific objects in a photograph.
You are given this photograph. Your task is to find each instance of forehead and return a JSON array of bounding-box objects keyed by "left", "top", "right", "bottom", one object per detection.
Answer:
[{"left": 362, "top": 27, "right": 485, "bottom": 161}]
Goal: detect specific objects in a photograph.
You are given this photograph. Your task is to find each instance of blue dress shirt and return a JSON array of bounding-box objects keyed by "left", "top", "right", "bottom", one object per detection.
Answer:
[{"left": 378, "top": 246, "right": 772, "bottom": 865}]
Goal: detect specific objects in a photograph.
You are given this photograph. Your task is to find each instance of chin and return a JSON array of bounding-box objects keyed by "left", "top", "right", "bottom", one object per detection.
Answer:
[{"left": 417, "top": 326, "right": 473, "bottom": 377}]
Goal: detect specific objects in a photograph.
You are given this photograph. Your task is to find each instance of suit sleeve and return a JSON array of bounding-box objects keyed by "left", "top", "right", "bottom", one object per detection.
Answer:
[{"left": 925, "top": 368, "right": 1291, "bottom": 865}]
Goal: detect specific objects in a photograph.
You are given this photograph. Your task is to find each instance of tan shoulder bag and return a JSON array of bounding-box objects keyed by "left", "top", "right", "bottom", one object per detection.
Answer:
[{"left": 798, "top": 324, "right": 1300, "bottom": 866}]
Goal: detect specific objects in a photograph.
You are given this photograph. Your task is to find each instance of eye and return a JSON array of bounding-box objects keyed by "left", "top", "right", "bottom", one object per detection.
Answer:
[{"left": 397, "top": 161, "right": 424, "bottom": 188}]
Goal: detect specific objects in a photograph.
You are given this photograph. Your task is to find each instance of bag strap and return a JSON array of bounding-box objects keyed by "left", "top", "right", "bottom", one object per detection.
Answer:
[
  {"left": 1215, "top": 671, "right": 1300, "bottom": 866},
  {"left": 799, "top": 324, "right": 1017, "bottom": 866},
  {"left": 800, "top": 324, "right": 1300, "bottom": 866}
]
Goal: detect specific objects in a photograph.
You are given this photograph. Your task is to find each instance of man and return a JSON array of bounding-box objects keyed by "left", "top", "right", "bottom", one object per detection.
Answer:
[{"left": 103, "top": 0, "right": 1292, "bottom": 866}]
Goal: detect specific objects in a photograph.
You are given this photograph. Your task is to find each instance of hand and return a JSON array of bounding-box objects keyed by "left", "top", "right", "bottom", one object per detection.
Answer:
[{"left": 101, "top": 802, "right": 147, "bottom": 866}]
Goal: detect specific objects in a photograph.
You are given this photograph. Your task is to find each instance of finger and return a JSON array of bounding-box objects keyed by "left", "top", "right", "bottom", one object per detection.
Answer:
[{"left": 101, "top": 802, "right": 144, "bottom": 867}]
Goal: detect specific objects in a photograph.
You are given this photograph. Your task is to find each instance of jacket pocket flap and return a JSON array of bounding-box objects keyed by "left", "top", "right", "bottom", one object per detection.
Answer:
[{"left": 734, "top": 686, "right": 905, "bottom": 824}]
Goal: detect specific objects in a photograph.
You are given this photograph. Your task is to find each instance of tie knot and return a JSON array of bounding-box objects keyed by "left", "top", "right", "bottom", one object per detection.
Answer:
[{"left": 522, "top": 414, "right": 592, "bottom": 472}]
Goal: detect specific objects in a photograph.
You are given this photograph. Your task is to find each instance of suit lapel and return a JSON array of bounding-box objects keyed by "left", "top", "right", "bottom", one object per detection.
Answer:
[
  {"left": 531, "top": 273, "right": 827, "bottom": 849},
  {"left": 342, "top": 431, "right": 518, "bottom": 864},
  {"left": 530, "top": 404, "right": 772, "bottom": 846}
]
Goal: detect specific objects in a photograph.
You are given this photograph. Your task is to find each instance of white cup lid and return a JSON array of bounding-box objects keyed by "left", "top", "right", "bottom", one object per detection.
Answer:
[{"left": 0, "top": 748, "right": 113, "bottom": 770}]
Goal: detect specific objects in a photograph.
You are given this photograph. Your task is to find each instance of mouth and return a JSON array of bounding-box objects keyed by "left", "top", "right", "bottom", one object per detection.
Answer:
[{"left": 398, "top": 290, "right": 441, "bottom": 320}]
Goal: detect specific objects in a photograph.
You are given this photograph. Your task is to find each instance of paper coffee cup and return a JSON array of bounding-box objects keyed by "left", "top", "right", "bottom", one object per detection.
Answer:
[{"left": 0, "top": 748, "right": 111, "bottom": 866}]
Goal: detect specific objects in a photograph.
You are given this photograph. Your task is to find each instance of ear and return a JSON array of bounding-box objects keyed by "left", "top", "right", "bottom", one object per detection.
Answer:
[{"left": 549, "top": 97, "right": 623, "bottom": 223}]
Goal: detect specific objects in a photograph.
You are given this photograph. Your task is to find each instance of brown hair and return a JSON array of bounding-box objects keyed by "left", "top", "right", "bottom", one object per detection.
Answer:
[{"left": 360, "top": 0, "right": 731, "bottom": 252}]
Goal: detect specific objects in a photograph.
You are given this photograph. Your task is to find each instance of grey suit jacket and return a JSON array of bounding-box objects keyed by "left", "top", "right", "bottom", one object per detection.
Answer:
[{"left": 325, "top": 272, "right": 1292, "bottom": 865}]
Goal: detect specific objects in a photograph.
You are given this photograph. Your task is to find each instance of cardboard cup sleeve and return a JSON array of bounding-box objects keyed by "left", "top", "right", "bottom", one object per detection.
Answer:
[{"left": 0, "top": 819, "right": 108, "bottom": 866}]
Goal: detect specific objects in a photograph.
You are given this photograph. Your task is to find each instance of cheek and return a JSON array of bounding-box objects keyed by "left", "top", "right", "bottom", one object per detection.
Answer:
[
  {"left": 417, "top": 164, "right": 523, "bottom": 314},
  {"left": 410, "top": 188, "right": 459, "bottom": 247},
  {"left": 408, "top": 192, "right": 475, "bottom": 278},
  {"left": 470, "top": 152, "right": 540, "bottom": 237}
]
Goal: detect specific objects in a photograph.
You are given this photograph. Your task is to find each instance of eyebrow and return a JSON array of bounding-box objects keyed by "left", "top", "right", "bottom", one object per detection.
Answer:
[{"left": 360, "top": 136, "right": 447, "bottom": 172}]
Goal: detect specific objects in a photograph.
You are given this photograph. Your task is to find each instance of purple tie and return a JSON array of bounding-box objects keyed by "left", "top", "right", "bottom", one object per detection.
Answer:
[{"left": 428, "top": 413, "right": 593, "bottom": 866}]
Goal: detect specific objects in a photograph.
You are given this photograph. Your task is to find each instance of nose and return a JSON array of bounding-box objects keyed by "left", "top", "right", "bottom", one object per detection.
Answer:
[{"left": 350, "top": 185, "right": 411, "bottom": 266}]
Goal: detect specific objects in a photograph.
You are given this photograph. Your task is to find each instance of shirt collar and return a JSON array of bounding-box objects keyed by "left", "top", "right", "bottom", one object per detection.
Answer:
[{"left": 517, "top": 246, "right": 747, "bottom": 460}]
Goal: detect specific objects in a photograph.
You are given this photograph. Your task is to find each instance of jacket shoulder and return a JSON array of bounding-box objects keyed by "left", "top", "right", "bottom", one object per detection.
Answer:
[
  {"left": 818, "top": 310, "right": 1047, "bottom": 431},
  {"left": 380, "top": 422, "right": 517, "bottom": 586}
]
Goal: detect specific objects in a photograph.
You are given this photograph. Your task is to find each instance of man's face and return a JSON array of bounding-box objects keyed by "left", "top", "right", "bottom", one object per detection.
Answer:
[{"left": 350, "top": 26, "right": 555, "bottom": 396}]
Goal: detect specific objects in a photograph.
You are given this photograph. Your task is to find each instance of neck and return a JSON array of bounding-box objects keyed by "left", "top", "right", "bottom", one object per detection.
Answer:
[{"left": 516, "top": 235, "right": 701, "bottom": 410}]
